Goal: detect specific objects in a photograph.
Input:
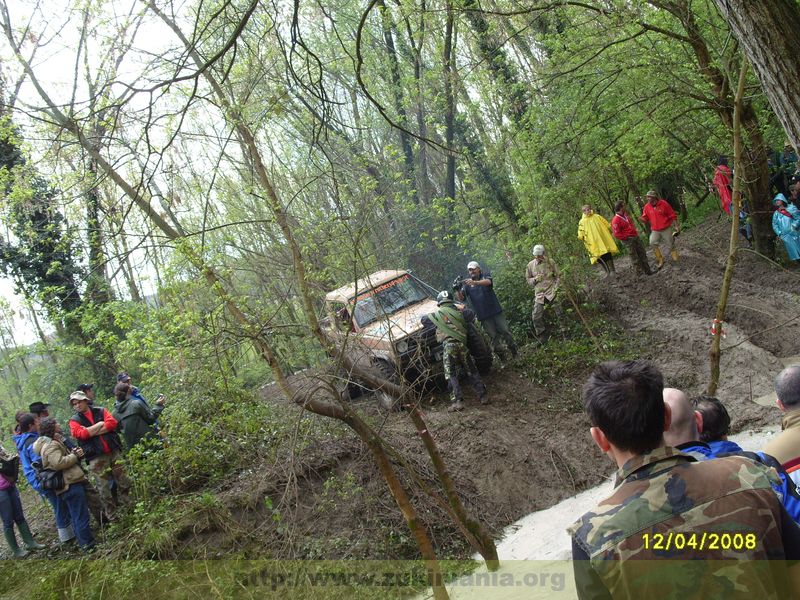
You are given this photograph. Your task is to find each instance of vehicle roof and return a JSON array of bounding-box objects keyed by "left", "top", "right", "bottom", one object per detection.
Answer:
[{"left": 324, "top": 270, "right": 409, "bottom": 304}]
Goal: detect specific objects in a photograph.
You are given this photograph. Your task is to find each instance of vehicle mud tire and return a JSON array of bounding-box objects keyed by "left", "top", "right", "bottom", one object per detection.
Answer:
[
  {"left": 374, "top": 360, "right": 402, "bottom": 412},
  {"left": 466, "top": 322, "right": 493, "bottom": 375}
]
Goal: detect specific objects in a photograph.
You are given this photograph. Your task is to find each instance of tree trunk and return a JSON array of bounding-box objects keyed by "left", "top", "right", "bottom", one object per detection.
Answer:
[
  {"left": 712, "top": 0, "right": 800, "bottom": 153},
  {"left": 443, "top": 0, "right": 456, "bottom": 200},
  {"left": 708, "top": 63, "right": 747, "bottom": 395}
]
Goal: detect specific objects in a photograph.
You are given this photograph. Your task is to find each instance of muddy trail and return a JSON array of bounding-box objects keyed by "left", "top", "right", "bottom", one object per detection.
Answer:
[
  {"left": 5, "top": 213, "right": 798, "bottom": 562},
  {"left": 188, "top": 211, "right": 800, "bottom": 561}
]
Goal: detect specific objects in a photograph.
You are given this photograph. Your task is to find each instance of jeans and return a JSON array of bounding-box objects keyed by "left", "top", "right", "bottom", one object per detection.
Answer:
[
  {"left": 479, "top": 312, "right": 518, "bottom": 356},
  {"left": 59, "top": 483, "right": 95, "bottom": 549},
  {"left": 0, "top": 486, "right": 24, "bottom": 530}
]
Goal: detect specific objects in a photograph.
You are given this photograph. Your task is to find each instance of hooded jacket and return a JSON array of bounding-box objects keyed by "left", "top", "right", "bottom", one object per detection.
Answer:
[
  {"left": 12, "top": 431, "right": 43, "bottom": 494},
  {"left": 113, "top": 396, "right": 164, "bottom": 449}
]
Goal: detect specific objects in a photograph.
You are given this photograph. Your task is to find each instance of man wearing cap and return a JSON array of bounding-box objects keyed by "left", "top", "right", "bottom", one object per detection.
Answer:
[
  {"left": 525, "top": 245, "right": 560, "bottom": 342},
  {"left": 68, "top": 391, "right": 130, "bottom": 514},
  {"left": 611, "top": 201, "right": 654, "bottom": 276},
  {"left": 639, "top": 190, "right": 680, "bottom": 268},
  {"left": 455, "top": 261, "right": 518, "bottom": 360},
  {"left": 76, "top": 384, "right": 95, "bottom": 406}
]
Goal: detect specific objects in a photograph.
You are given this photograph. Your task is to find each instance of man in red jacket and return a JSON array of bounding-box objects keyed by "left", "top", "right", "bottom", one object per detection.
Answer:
[
  {"left": 68, "top": 391, "right": 130, "bottom": 515},
  {"left": 639, "top": 190, "right": 680, "bottom": 268},
  {"left": 611, "top": 201, "right": 654, "bottom": 275}
]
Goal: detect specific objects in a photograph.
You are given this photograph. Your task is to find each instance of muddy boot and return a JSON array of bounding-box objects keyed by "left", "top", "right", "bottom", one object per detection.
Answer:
[
  {"left": 670, "top": 248, "right": 679, "bottom": 262},
  {"left": 447, "top": 401, "right": 465, "bottom": 412},
  {"left": 653, "top": 247, "right": 665, "bottom": 269},
  {"left": 18, "top": 522, "right": 45, "bottom": 551},
  {"left": 4, "top": 528, "right": 28, "bottom": 559}
]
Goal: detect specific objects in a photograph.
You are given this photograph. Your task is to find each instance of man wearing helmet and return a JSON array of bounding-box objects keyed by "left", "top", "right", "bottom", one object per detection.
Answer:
[
  {"left": 525, "top": 245, "right": 560, "bottom": 343},
  {"left": 424, "top": 291, "right": 488, "bottom": 412}
]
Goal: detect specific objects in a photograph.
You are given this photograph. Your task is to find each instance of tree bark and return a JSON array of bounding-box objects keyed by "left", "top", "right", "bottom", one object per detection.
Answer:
[
  {"left": 712, "top": 0, "right": 800, "bottom": 152},
  {"left": 708, "top": 62, "right": 747, "bottom": 395}
]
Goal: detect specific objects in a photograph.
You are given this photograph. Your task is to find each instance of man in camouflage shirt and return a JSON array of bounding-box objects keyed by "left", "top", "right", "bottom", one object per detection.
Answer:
[
  {"left": 568, "top": 360, "right": 800, "bottom": 599},
  {"left": 424, "top": 291, "right": 487, "bottom": 412}
]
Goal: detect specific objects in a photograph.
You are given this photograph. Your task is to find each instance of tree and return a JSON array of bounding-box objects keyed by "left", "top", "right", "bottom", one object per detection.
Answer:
[{"left": 712, "top": 0, "right": 800, "bottom": 152}]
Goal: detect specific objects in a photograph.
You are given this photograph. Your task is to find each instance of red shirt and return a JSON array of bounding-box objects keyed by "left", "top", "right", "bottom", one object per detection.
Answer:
[
  {"left": 641, "top": 199, "right": 677, "bottom": 231},
  {"left": 69, "top": 408, "right": 118, "bottom": 455},
  {"left": 611, "top": 212, "right": 639, "bottom": 241}
]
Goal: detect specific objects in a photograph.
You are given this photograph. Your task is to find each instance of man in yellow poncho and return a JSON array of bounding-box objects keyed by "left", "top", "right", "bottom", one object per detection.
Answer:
[{"left": 577, "top": 204, "right": 619, "bottom": 275}]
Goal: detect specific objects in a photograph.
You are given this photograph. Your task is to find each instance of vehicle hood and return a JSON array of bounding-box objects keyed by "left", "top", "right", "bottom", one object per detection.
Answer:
[{"left": 359, "top": 299, "right": 438, "bottom": 342}]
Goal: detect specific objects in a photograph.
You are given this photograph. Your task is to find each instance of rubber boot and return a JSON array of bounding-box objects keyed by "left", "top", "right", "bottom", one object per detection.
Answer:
[
  {"left": 18, "top": 521, "right": 46, "bottom": 551},
  {"left": 653, "top": 247, "right": 665, "bottom": 269},
  {"left": 3, "top": 528, "right": 28, "bottom": 559},
  {"left": 670, "top": 248, "right": 679, "bottom": 262}
]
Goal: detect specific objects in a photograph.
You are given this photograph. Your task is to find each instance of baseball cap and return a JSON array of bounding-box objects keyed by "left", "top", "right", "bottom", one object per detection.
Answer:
[
  {"left": 28, "top": 402, "right": 50, "bottom": 415},
  {"left": 117, "top": 372, "right": 131, "bottom": 382},
  {"left": 646, "top": 190, "right": 658, "bottom": 198},
  {"left": 76, "top": 383, "right": 94, "bottom": 392},
  {"left": 532, "top": 245, "right": 545, "bottom": 257},
  {"left": 467, "top": 261, "right": 480, "bottom": 270},
  {"left": 69, "top": 391, "right": 89, "bottom": 404}
]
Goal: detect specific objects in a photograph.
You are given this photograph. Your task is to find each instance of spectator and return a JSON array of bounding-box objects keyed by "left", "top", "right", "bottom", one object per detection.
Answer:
[
  {"left": 113, "top": 382, "right": 165, "bottom": 449},
  {"left": 28, "top": 402, "right": 50, "bottom": 427},
  {"left": 664, "top": 389, "right": 800, "bottom": 524},
  {"left": 569, "top": 360, "right": 800, "bottom": 598},
  {"left": 610, "top": 201, "right": 654, "bottom": 275},
  {"left": 12, "top": 413, "right": 75, "bottom": 544},
  {"left": 76, "top": 383, "right": 95, "bottom": 405},
  {"left": 692, "top": 394, "right": 741, "bottom": 455},
  {"left": 422, "top": 291, "right": 488, "bottom": 412},
  {"left": 33, "top": 418, "right": 95, "bottom": 553},
  {"left": 455, "top": 261, "right": 518, "bottom": 360},
  {"left": 525, "top": 244, "right": 560, "bottom": 343},
  {"left": 763, "top": 366, "right": 800, "bottom": 465},
  {"left": 712, "top": 156, "right": 733, "bottom": 215},
  {"left": 0, "top": 443, "right": 46, "bottom": 558},
  {"left": 68, "top": 391, "right": 130, "bottom": 515},
  {"left": 577, "top": 204, "right": 618, "bottom": 275},
  {"left": 772, "top": 194, "right": 800, "bottom": 262},
  {"left": 639, "top": 190, "right": 680, "bottom": 268}
]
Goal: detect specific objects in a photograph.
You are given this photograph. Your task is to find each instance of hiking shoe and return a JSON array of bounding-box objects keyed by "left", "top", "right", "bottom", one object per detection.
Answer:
[{"left": 447, "top": 401, "right": 465, "bottom": 412}]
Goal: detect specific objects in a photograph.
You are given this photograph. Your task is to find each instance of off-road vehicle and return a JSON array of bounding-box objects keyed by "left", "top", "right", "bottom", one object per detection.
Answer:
[{"left": 322, "top": 270, "right": 492, "bottom": 409}]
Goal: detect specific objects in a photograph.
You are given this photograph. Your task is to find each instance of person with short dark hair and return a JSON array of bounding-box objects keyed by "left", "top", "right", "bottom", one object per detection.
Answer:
[
  {"left": 611, "top": 201, "right": 654, "bottom": 276},
  {"left": 692, "top": 395, "right": 739, "bottom": 454},
  {"left": 763, "top": 365, "right": 800, "bottom": 465},
  {"left": 113, "top": 382, "right": 165, "bottom": 448},
  {"left": 569, "top": 360, "right": 800, "bottom": 599},
  {"left": 33, "top": 418, "right": 95, "bottom": 553}
]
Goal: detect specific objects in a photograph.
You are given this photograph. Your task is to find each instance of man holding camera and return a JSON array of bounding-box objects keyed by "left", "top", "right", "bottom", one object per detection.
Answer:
[{"left": 454, "top": 261, "right": 518, "bottom": 361}]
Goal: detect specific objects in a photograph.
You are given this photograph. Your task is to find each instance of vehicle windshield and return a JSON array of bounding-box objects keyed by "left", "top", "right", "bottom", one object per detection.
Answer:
[{"left": 352, "top": 275, "right": 429, "bottom": 327}]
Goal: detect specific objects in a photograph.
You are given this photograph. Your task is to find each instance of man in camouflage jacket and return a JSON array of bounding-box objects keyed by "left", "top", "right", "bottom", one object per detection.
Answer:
[
  {"left": 423, "top": 291, "right": 487, "bottom": 412},
  {"left": 568, "top": 360, "right": 800, "bottom": 599}
]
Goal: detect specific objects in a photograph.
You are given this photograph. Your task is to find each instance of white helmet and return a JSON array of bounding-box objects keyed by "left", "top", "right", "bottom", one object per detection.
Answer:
[{"left": 532, "top": 245, "right": 545, "bottom": 257}]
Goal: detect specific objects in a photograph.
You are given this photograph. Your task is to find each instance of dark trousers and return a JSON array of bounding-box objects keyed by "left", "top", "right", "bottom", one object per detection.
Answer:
[
  {"left": 0, "top": 486, "right": 24, "bottom": 530},
  {"left": 622, "top": 236, "right": 652, "bottom": 274},
  {"left": 59, "top": 483, "right": 95, "bottom": 549}
]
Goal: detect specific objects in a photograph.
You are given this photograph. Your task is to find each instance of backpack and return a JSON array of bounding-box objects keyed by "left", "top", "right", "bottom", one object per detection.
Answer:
[
  {"left": 30, "top": 458, "right": 65, "bottom": 492},
  {"left": 0, "top": 454, "right": 19, "bottom": 482}
]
